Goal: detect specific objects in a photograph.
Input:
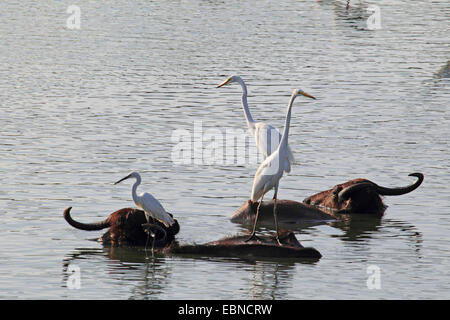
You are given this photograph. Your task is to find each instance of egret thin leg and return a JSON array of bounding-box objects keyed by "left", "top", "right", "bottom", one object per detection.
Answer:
[
  {"left": 273, "top": 186, "right": 282, "bottom": 246},
  {"left": 246, "top": 194, "right": 265, "bottom": 242}
]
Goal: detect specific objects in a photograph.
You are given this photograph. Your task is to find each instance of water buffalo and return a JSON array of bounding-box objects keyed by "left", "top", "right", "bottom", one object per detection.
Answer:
[
  {"left": 165, "top": 231, "right": 321, "bottom": 259},
  {"left": 230, "top": 199, "right": 337, "bottom": 225},
  {"left": 303, "top": 173, "right": 424, "bottom": 215},
  {"left": 63, "top": 207, "right": 180, "bottom": 247},
  {"left": 64, "top": 207, "right": 321, "bottom": 259}
]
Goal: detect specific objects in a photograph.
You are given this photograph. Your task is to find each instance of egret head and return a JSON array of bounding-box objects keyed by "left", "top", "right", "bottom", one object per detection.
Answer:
[
  {"left": 216, "top": 75, "right": 241, "bottom": 88},
  {"left": 114, "top": 171, "right": 141, "bottom": 185},
  {"left": 292, "top": 88, "right": 316, "bottom": 100}
]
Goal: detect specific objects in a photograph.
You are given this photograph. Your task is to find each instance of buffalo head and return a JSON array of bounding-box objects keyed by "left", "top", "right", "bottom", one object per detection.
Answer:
[{"left": 303, "top": 173, "right": 424, "bottom": 215}]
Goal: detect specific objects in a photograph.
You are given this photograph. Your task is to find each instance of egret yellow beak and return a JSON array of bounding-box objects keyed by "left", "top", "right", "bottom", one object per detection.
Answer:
[
  {"left": 300, "top": 91, "right": 316, "bottom": 100},
  {"left": 217, "top": 78, "right": 231, "bottom": 88}
]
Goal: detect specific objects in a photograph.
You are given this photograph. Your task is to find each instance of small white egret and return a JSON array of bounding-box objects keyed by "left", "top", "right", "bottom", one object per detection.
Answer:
[
  {"left": 217, "top": 75, "right": 295, "bottom": 169},
  {"left": 247, "top": 88, "right": 316, "bottom": 244},
  {"left": 114, "top": 171, "right": 175, "bottom": 228}
]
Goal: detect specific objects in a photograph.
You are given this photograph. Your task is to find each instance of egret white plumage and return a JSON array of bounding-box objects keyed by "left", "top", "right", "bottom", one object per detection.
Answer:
[
  {"left": 114, "top": 171, "right": 175, "bottom": 228},
  {"left": 247, "top": 88, "right": 316, "bottom": 244},
  {"left": 217, "top": 75, "right": 295, "bottom": 169}
]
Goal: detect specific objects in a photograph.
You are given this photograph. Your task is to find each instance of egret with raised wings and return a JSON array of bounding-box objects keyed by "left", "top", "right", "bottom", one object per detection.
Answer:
[
  {"left": 217, "top": 75, "right": 295, "bottom": 169},
  {"left": 247, "top": 88, "right": 316, "bottom": 244},
  {"left": 114, "top": 171, "right": 175, "bottom": 228}
]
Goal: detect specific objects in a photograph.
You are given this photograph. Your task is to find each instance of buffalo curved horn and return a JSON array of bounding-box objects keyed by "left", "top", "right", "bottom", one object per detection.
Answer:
[
  {"left": 338, "top": 173, "right": 424, "bottom": 200},
  {"left": 63, "top": 207, "right": 110, "bottom": 231},
  {"left": 373, "top": 172, "right": 424, "bottom": 196}
]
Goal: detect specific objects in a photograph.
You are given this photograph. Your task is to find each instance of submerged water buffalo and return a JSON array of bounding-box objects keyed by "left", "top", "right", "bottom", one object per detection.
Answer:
[
  {"left": 165, "top": 231, "right": 321, "bottom": 259},
  {"left": 64, "top": 207, "right": 321, "bottom": 259},
  {"left": 303, "top": 173, "right": 424, "bottom": 215},
  {"left": 230, "top": 199, "right": 337, "bottom": 225}
]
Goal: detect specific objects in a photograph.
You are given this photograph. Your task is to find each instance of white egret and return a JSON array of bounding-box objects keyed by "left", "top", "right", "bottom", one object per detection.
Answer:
[
  {"left": 247, "top": 88, "right": 316, "bottom": 244},
  {"left": 114, "top": 171, "right": 175, "bottom": 228},
  {"left": 217, "top": 75, "right": 295, "bottom": 169}
]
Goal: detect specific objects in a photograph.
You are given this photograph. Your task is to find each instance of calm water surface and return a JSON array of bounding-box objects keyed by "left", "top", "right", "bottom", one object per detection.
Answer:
[{"left": 0, "top": 0, "right": 449, "bottom": 299}]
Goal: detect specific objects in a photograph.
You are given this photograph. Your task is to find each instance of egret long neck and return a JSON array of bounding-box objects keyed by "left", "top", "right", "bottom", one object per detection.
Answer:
[
  {"left": 279, "top": 94, "right": 296, "bottom": 151},
  {"left": 131, "top": 175, "right": 141, "bottom": 205},
  {"left": 237, "top": 78, "right": 255, "bottom": 128}
]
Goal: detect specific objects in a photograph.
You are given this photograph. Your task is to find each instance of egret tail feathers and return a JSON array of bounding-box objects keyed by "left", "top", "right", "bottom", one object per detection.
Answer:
[
  {"left": 157, "top": 216, "right": 175, "bottom": 228},
  {"left": 143, "top": 211, "right": 175, "bottom": 228}
]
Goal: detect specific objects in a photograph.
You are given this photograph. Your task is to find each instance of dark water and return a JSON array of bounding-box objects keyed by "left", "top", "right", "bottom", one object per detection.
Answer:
[{"left": 0, "top": 0, "right": 449, "bottom": 299}]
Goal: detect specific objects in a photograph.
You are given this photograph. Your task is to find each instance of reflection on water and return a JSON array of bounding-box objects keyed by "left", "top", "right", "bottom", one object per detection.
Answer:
[
  {"left": 330, "top": 215, "right": 423, "bottom": 255},
  {"left": 246, "top": 261, "right": 295, "bottom": 300},
  {"left": 62, "top": 247, "right": 173, "bottom": 299},
  {"left": 62, "top": 245, "right": 313, "bottom": 300},
  {"left": 331, "top": 0, "right": 368, "bottom": 27}
]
